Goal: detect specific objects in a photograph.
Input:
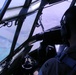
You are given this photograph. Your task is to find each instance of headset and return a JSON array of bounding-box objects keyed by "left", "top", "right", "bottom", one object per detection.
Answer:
[
  {"left": 60, "top": 13, "right": 70, "bottom": 40},
  {"left": 60, "top": 6, "right": 76, "bottom": 43}
]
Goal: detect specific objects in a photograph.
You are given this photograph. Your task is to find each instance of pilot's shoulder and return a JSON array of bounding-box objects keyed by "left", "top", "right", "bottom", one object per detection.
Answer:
[{"left": 41, "top": 58, "right": 57, "bottom": 69}]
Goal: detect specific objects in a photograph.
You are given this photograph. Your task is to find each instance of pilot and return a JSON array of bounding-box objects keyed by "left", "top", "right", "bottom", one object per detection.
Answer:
[{"left": 38, "top": 6, "right": 76, "bottom": 75}]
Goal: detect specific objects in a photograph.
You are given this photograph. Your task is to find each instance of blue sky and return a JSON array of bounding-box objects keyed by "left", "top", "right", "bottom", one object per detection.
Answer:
[{"left": 0, "top": 0, "right": 25, "bottom": 8}]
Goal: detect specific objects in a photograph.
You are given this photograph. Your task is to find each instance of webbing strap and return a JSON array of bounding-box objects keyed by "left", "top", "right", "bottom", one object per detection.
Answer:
[{"left": 62, "top": 55, "right": 76, "bottom": 71}]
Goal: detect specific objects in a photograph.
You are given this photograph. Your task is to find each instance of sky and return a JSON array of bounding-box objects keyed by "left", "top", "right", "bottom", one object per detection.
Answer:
[
  {"left": 0, "top": 0, "right": 25, "bottom": 8},
  {"left": 0, "top": 0, "right": 38, "bottom": 8}
]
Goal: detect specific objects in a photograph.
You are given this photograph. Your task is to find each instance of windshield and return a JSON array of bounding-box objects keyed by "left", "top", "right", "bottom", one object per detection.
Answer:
[
  {"left": 14, "top": 0, "right": 41, "bottom": 49},
  {"left": 0, "top": 0, "right": 72, "bottom": 62},
  {"left": 0, "top": 0, "right": 41, "bottom": 62},
  {"left": 0, "top": 0, "right": 5, "bottom": 9},
  {"left": 15, "top": 11, "right": 39, "bottom": 49},
  {"left": 0, "top": 25, "right": 16, "bottom": 61}
]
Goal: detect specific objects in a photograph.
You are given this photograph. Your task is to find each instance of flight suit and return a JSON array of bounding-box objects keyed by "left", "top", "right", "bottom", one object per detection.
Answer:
[{"left": 38, "top": 45, "right": 76, "bottom": 75}]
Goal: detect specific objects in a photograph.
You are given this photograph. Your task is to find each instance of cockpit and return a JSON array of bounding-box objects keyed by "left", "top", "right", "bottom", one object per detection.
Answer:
[{"left": 0, "top": 0, "right": 75, "bottom": 75}]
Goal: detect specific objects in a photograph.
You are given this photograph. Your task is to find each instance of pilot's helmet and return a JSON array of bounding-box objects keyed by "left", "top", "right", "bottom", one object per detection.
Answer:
[{"left": 60, "top": 6, "right": 76, "bottom": 41}]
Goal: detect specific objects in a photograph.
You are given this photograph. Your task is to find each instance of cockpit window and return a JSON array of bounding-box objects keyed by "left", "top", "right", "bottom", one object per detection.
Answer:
[
  {"left": 0, "top": 0, "right": 41, "bottom": 62},
  {"left": 0, "top": 0, "right": 72, "bottom": 62},
  {"left": 0, "top": 36, "right": 12, "bottom": 61},
  {"left": 15, "top": 0, "right": 41, "bottom": 49},
  {"left": 41, "top": 1, "right": 72, "bottom": 31},
  {"left": 2, "top": 0, "right": 40, "bottom": 21},
  {"left": 0, "top": 23, "right": 17, "bottom": 62},
  {"left": 8, "top": 0, "right": 25, "bottom": 8},
  {"left": 0, "top": 0, "right": 5, "bottom": 9}
]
